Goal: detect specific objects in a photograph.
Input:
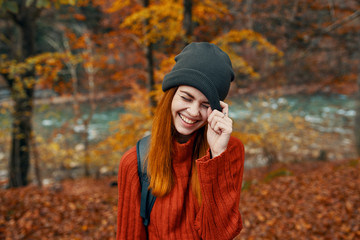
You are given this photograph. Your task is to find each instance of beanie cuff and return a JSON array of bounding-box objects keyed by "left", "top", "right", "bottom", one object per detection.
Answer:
[{"left": 162, "top": 68, "right": 222, "bottom": 111}]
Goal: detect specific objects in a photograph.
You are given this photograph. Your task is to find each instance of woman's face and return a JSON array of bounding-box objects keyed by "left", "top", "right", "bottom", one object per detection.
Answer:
[{"left": 171, "top": 85, "right": 210, "bottom": 138}]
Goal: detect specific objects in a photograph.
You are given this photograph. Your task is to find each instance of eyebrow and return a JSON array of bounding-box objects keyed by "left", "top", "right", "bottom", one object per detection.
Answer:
[{"left": 179, "top": 90, "right": 210, "bottom": 105}]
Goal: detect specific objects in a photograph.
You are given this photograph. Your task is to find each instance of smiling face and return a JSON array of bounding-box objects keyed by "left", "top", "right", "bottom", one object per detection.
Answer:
[{"left": 171, "top": 86, "right": 210, "bottom": 140}]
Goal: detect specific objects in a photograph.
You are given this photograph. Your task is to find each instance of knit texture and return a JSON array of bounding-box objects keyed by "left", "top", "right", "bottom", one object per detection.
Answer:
[
  {"left": 116, "top": 136, "right": 244, "bottom": 240},
  {"left": 162, "top": 42, "right": 235, "bottom": 111}
]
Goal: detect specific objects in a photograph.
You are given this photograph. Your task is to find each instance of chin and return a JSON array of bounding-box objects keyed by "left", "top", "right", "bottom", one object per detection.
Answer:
[{"left": 175, "top": 127, "right": 196, "bottom": 137}]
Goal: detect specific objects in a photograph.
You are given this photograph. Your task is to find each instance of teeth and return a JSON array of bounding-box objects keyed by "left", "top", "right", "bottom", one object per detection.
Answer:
[{"left": 180, "top": 114, "right": 196, "bottom": 124}]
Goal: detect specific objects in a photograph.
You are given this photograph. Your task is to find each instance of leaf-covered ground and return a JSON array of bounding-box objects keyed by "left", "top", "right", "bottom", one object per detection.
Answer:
[
  {"left": 236, "top": 159, "right": 360, "bottom": 240},
  {"left": 1, "top": 159, "right": 359, "bottom": 240}
]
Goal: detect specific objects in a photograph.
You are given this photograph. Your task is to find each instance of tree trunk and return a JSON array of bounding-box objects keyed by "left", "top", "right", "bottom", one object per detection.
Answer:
[
  {"left": 7, "top": 2, "right": 39, "bottom": 188},
  {"left": 327, "top": 0, "right": 335, "bottom": 20},
  {"left": 145, "top": 43, "right": 156, "bottom": 109},
  {"left": 355, "top": 66, "right": 360, "bottom": 157},
  {"left": 183, "top": 0, "right": 193, "bottom": 45},
  {"left": 83, "top": 35, "right": 96, "bottom": 177},
  {"left": 143, "top": 0, "right": 156, "bottom": 109},
  {"left": 9, "top": 91, "right": 34, "bottom": 187},
  {"left": 83, "top": 122, "right": 91, "bottom": 177},
  {"left": 245, "top": 0, "right": 253, "bottom": 30},
  {"left": 31, "top": 131, "right": 42, "bottom": 187},
  {"left": 290, "top": 0, "right": 299, "bottom": 21},
  {"left": 20, "top": 18, "right": 36, "bottom": 61}
]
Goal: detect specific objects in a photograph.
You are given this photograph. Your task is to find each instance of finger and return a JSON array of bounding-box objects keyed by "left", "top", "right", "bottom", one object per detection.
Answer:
[
  {"left": 208, "top": 110, "right": 232, "bottom": 124},
  {"left": 207, "top": 108, "right": 220, "bottom": 124},
  {"left": 209, "top": 120, "right": 232, "bottom": 135},
  {"left": 208, "top": 121, "right": 222, "bottom": 135},
  {"left": 207, "top": 109, "right": 220, "bottom": 123},
  {"left": 220, "top": 101, "right": 229, "bottom": 116},
  {"left": 208, "top": 109, "right": 226, "bottom": 123},
  {"left": 215, "top": 121, "right": 232, "bottom": 134},
  {"left": 208, "top": 115, "right": 232, "bottom": 131}
]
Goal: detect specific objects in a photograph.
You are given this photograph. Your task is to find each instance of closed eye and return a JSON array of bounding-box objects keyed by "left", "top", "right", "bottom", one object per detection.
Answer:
[
  {"left": 181, "top": 96, "right": 192, "bottom": 102},
  {"left": 201, "top": 104, "right": 210, "bottom": 109},
  {"left": 179, "top": 90, "right": 209, "bottom": 109}
]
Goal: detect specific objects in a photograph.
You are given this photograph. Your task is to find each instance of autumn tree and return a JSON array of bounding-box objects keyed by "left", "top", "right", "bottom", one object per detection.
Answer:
[
  {"left": 105, "top": 0, "right": 283, "bottom": 153},
  {"left": 37, "top": 0, "right": 124, "bottom": 177},
  {"left": 231, "top": 0, "right": 360, "bottom": 90},
  {"left": 0, "top": 0, "right": 78, "bottom": 187},
  {"left": 233, "top": 0, "right": 360, "bottom": 156},
  {"left": 0, "top": 0, "right": 44, "bottom": 188},
  {"left": 46, "top": 29, "right": 97, "bottom": 176},
  {"left": 108, "top": 0, "right": 182, "bottom": 111}
]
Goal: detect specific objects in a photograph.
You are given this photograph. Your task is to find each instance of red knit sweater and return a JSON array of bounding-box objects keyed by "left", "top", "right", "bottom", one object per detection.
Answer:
[{"left": 116, "top": 136, "right": 244, "bottom": 240}]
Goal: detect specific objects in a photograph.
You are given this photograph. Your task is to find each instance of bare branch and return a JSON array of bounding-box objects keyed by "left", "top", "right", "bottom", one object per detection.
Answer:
[
  {"left": 323, "top": 9, "right": 360, "bottom": 34},
  {"left": 303, "top": 10, "right": 360, "bottom": 57},
  {"left": 328, "top": 0, "right": 335, "bottom": 21}
]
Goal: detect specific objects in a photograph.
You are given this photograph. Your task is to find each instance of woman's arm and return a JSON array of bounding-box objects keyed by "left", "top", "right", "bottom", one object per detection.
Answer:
[
  {"left": 116, "top": 147, "right": 147, "bottom": 240},
  {"left": 194, "top": 136, "right": 245, "bottom": 240}
]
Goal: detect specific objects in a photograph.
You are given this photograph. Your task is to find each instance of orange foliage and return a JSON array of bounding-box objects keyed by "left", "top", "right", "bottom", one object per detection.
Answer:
[
  {"left": 0, "top": 178, "right": 117, "bottom": 239},
  {"left": 193, "top": 0, "right": 229, "bottom": 23},
  {"left": 1, "top": 159, "right": 358, "bottom": 239},
  {"left": 236, "top": 159, "right": 360, "bottom": 239},
  {"left": 106, "top": 0, "right": 134, "bottom": 12},
  {"left": 73, "top": 13, "right": 86, "bottom": 21},
  {"left": 0, "top": 52, "right": 67, "bottom": 96},
  {"left": 120, "top": 1, "right": 183, "bottom": 45}
]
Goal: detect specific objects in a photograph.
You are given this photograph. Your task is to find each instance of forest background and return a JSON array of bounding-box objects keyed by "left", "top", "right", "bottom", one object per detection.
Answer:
[{"left": 0, "top": 0, "right": 359, "bottom": 239}]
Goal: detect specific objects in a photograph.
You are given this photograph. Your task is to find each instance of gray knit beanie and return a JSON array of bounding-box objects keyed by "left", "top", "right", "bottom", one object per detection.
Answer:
[{"left": 162, "top": 42, "right": 235, "bottom": 111}]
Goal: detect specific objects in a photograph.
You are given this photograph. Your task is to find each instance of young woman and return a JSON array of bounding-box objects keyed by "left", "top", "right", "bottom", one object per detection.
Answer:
[{"left": 116, "top": 42, "right": 245, "bottom": 240}]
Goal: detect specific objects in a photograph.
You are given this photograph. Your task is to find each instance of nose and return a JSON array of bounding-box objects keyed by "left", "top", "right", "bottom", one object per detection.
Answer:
[{"left": 188, "top": 103, "right": 200, "bottom": 117}]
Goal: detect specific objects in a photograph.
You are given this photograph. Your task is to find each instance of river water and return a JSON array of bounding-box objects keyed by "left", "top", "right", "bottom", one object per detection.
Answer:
[
  {"left": 0, "top": 93, "right": 357, "bottom": 180},
  {"left": 32, "top": 93, "right": 357, "bottom": 141}
]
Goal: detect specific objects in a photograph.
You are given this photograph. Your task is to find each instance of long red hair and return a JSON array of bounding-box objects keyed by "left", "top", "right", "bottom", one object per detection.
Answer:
[{"left": 147, "top": 87, "right": 208, "bottom": 203}]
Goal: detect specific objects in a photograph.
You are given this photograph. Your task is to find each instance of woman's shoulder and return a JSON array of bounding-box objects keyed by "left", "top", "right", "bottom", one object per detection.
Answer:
[
  {"left": 118, "top": 146, "right": 138, "bottom": 174},
  {"left": 117, "top": 146, "right": 141, "bottom": 199}
]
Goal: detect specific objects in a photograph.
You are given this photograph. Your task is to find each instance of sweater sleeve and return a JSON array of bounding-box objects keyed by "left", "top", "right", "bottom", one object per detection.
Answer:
[
  {"left": 194, "top": 136, "right": 245, "bottom": 240},
  {"left": 116, "top": 146, "right": 147, "bottom": 240}
]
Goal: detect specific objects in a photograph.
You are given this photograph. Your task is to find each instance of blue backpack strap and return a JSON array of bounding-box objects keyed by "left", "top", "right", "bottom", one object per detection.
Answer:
[{"left": 136, "top": 135, "right": 156, "bottom": 227}]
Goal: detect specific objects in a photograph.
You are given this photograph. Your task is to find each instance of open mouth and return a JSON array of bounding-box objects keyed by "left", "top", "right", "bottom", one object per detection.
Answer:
[{"left": 179, "top": 113, "right": 197, "bottom": 124}]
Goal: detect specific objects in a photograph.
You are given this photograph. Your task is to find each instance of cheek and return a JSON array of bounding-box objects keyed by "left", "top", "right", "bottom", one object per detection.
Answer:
[
  {"left": 171, "top": 99, "right": 180, "bottom": 118},
  {"left": 200, "top": 109, "right": 209, "bottom": 122},
  {"left": 171, "top": 97, "right": 187, "bottom": 113}
]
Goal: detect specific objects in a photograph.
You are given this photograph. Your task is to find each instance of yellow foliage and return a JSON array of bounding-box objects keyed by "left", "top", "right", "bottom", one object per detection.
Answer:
[
  {"left": 49, "top": 142, "right": 60, "bottom": 152},
  {"left": 228, "top": 53, "right": 259, "bottom": 80},
  {"left": 215, "top": 30, "right": 283, "bottom": 57},
  {"left": 118, "top": 0, "right": 234, "bottom": 45},
  {"left": 232, "top": 132, "right": 262, "bottom": 145},
  {"left": 154, "top": 54, "right": 176, "bottom": 85},
  {"left": 212, "top": 30, "right": 283, "bottom": 80},
  {"left": 193, "top": 0, "right": 229, "bottom": 24},
  {"left": 57, "top": 0, "right": 77, "bottom": 6},
  {"left": 107, "top": 0, "right": 134, "bottom": 12},
  {"left": 105, "top": 83, "right": 155, "bottom": 153},
  {"left": 121, "top": 1, "right": 183, "bottom": 45},
  {"left": 0, "top": 52, "right": 71, "bottom": 97}
]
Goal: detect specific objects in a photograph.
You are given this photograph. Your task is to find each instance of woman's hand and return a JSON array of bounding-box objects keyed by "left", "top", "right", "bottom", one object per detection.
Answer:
[{"left": 207, "top": 101, "right": 233, "bottom": 157}]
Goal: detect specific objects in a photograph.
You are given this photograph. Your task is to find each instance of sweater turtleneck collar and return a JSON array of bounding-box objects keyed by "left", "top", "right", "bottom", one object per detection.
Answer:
[{"left": 172, "top": 133, "right": 197, "bottom": 165}]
